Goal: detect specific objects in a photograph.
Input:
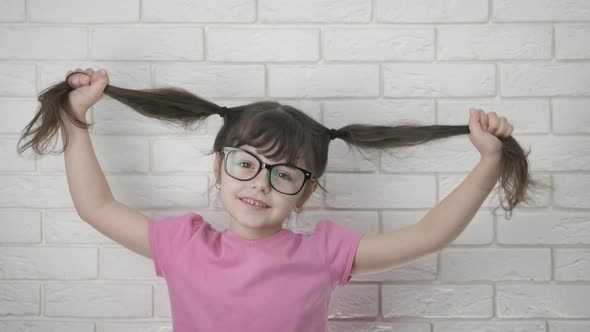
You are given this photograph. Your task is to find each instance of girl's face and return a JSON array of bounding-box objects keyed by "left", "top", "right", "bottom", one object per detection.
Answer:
[{"left": 214, "top": 144, "right": 317, "bottom": 240}]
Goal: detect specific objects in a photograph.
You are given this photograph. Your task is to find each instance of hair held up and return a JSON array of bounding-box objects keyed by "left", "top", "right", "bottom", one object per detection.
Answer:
[{"left": 17, "top": 71, "right": 551, "bottom": 219}]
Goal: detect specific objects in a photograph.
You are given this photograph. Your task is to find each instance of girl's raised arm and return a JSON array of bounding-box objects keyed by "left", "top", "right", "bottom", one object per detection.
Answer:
[
  {"left": 350, "top": 110, "right": 523, "bottom": 276},
  {"left": 60, "top": 69, "right": 151, "bottom": 259}
]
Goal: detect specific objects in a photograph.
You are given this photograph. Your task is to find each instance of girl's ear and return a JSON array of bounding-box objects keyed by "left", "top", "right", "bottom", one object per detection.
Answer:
[{"left": 297, "top": 181, "right": 318, "bottom": 207}]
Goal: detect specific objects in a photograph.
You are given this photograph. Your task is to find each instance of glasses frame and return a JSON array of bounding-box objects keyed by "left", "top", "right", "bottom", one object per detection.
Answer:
[{"left": 222, "top": 146, "right": 313, "bottom": 195}]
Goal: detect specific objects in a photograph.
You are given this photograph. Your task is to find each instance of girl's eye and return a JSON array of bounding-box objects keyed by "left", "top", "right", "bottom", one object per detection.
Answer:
[
  {"left": 277, "top": 172, "right": 291, "bottom": 180},
  {"left": 238, "top": 161, "right": 253, "bottom": 168}
]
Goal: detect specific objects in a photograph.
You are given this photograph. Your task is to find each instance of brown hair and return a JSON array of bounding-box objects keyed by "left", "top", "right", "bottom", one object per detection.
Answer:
[{"left": 17, "top": 77, "right": 552, "bottom": 219}]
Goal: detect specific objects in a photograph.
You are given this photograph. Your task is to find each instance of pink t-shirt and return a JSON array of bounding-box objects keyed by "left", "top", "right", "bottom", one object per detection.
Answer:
[{"left": 148, "top": 212, "right": 364, "bottom": 332}]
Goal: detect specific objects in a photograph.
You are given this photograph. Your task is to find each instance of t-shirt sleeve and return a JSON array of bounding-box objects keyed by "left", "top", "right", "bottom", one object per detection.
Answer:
[
  {"left": 148, "top": 212, "right": 205, "bottom": 278},
  {"left": 313, "top": 220, "right": 364, "bottom": 288}
]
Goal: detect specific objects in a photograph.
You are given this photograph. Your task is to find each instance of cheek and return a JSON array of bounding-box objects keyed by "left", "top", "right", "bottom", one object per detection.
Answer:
[
  {"left": 217, "top": 183, "right": 241, "bottom": 211},
  {"left": 274, "top": 197, "right": 298, "bottom": 212},
  {"left": 219, "top": 179, "right": 240, "bottom": 197},
  {"left": 217, "top": 175, "right": 238, "bottom": 198}
]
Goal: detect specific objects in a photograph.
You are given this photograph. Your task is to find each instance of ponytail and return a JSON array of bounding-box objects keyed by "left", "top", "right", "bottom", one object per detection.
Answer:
[
  {"left": 328, "top": 124, "right": 551, "bottom": 219},
  {"left": 17, "top": 74, "right": 225, "bottom": 156}
]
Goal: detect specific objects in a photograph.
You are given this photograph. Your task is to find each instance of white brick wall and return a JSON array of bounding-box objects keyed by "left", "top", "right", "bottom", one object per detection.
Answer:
[{"left": 1, "top": 0, "right": 589, "bottom": 331}]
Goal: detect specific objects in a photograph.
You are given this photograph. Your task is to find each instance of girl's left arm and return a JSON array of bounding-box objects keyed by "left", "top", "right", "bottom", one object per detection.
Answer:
[
  {"left": 350, "top": 156, "right": 501, "bottom": 276},
  {"left": 350, "top": 109, "right": 509, "bottom": 276}
]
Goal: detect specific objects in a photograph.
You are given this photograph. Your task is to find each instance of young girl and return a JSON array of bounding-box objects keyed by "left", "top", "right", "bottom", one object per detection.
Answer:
[{"left": 18, "top": 68, "right": 547, "bottom": 331}]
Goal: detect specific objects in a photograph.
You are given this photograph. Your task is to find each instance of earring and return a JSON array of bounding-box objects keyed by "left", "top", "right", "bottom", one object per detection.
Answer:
[
  {"left": 214, "top": 183, "right": 220, "bottom": 190},
  {"left": 294, "top": 206, "right": 303, "bottom": 213}
]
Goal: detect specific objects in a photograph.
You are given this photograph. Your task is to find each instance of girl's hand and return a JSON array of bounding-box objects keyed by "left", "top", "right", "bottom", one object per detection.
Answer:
[
  {"left": 65, "top": 68, "right": 109, "bottom": 119},
  {"left": 468, "top": 108, "right": 513, "bottom": 160}
]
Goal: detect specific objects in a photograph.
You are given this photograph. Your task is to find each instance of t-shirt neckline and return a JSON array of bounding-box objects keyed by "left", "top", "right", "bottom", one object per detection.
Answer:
[{"left": 223, "top": 227, "right": 289, "bottom": 245}]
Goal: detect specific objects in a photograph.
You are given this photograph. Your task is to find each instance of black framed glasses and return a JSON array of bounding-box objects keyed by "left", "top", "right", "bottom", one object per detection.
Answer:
[{"left": 222, "top": 146, "right": 313, "bottom": 195}]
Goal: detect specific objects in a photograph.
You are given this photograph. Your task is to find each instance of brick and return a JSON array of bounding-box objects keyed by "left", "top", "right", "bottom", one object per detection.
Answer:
[
  {"left": 325, "top": 174, "right": 436, "bottom": 209},
  {"left": 142, "top": 0, "right": 255, "bottom": 22},
  {"left": 0, "top": 175, "right": 208, "bottom": 209},
  {"left": 0, "top": 98, "right": 38, "bottom": 134},
  {"left": 554, "top": 174, "right": 590, "bottom": 208},
  {"left": 549, "top": 321, "right": 590, "bottom": 332},
  {"left": 98, "top": 322, "right": 172, "bottom": 331},
  {"left": 493, "top": 0, "right": 590, "bottom": 21},
  {"left": 0, "top": 321, "right": 93, "bottom": 332},
  {"left": 154, "top": 64, "right": 265, "bottom": 98},
  {"left": 556, "top": 24, "right": 590, "bottom": 59},
  {"left": 436, "top": 321, "right": 546, "bottom": 332},
  {"left": 259, "top": 0, "right": 371, "bottom": 23},
  {"left": 382, "top": 285, "right": 493, "bottom": 317},
  {"left": 91, "top": 27, "right": 203, "bottom": 60},
  {"left": 555, "top": 249, "right": 590, "bottom": 281},
  {"left": 497, "top": 285, "right": 590, "bottom": 317},
  {"left": 553, "top": 99, "right": 590, "bottom": 134},
  {"left": 268, "top": 65, "right": 379, "bottom": 98},
  {"left": 440, "top": 248, "right": 551, "bottom": 281},
  {"left": 0, "top": 284, "right": 40, "bottom": 315},
  {"left": 383, "top": 211, "right": 494, "bottom": 245},
  {"left": 44, "top": 211, "right": 115, "bottom": 244},
  {"left": 0, "top": 247, "right": 97, "bottom": 279},
  {"left": 498, "top": 212, "right": 590, "bottom": 244},
  {"left": 502, "top": 64, "right": 590, "bottom": 97},
  {"left": 0, "top": 26, "right": 86, "bottom": 59},
  {"left": 438, "top": 25, "right": 552, "bottom": 60},
  {"left": 152, "top": 137, "right": 215, "bottom": 172},
  {"left": 0, "top": 175, "right": 72, "bottom": 208},
  {"left": 0, "top": 210, "right": 41, "bottom": 243},
  {"left": 376, "top": 0, "right": 488, "bottom": 23},
  {"left": 329, "top": 285, "right": 378, "bottom": 317},
  {"left": 0, "top": 64, "right": 35, "bottom": 96},
  {"left": 384, "top": 64, "right": 495, "bottom": 97},
  {"left": 325, "top": 28, "right": 434, "bottom": 61},
  {"left": 207, "top": 28, "right": 319, "bottom": 62},
  {"left": 0, "top": 138, "right": 35, "bottom": 171},
  {"left": 0, "top": 0, "right": 25, "bottom": 21},
  {"left": 330, "top": 322, "right": 430, "bottom": 332},
  {"left": 28, "top": 0, "right": 138, "bottom": 22},
  {"left": 515, "top": 136, "right": 590, "bottom": 171},
  {"left": 45, "top": 284, "right": 152, "bottom": 317}
]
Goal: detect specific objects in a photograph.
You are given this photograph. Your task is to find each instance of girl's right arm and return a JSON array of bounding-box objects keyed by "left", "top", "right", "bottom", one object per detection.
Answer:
[{"left": 62, "top": 69, "right": 152, "bottom": 259}]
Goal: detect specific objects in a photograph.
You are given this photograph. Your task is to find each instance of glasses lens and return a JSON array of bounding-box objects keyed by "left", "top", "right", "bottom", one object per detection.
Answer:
[
  {"left": 270, "top": 165, "right": 306, "bottom": 195},
  {"left": 226, "top": 149, "right": 260, "bottom": 180},
  {"left": 225, "top": 148, "right": 306, "bottom": 195}
]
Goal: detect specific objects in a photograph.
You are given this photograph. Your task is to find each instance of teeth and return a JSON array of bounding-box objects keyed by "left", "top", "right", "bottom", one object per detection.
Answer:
[{"left": 243, "top": 198, "right": 267, "bottom": 208}]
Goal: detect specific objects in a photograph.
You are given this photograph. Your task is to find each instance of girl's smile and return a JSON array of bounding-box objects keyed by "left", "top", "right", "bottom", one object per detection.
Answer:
[{"left": 239, "top": 197, "right": 271, "bottom": 209}]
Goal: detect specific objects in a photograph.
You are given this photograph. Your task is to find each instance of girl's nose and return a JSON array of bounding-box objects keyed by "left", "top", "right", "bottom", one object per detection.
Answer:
[{"left": 251, "top": 168, "right": 271, "bottom": 193}]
